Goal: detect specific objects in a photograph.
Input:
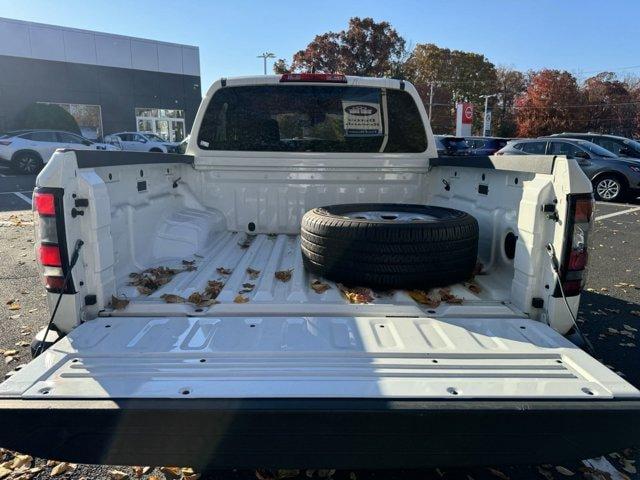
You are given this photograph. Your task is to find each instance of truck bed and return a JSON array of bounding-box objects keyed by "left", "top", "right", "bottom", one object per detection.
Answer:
[{"left": 112, "top": 231, "right": 515, "bottom": 318}]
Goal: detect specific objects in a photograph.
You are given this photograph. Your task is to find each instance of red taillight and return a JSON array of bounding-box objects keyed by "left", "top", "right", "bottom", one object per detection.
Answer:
[
  {"left": 38, "top": 244, "right": 62, "bottom": 267},
  {"left": 567, "top": 250, "right": 588, "bottom": 271},
  {"left": 34, "top": 192, "right": 56, "bottom": 216},
  {"left": 573, "top": 197, "right": 593, "bottom": 223},
  {"left": 44, "top": 276, "right": 66, "bottom": 290},
  {"left": 556, "top": 194, "right": 594, "bottom": 297},
  {"left": 280, "top": 73, "right": 347, "bottom": 83}
]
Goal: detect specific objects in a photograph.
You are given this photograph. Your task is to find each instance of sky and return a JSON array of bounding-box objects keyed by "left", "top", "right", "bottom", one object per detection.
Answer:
[{"left": 2, "top": 0, "right": 640, "bottom": 90}]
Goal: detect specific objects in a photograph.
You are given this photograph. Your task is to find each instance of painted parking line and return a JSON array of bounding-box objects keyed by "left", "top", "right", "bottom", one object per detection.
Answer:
[
  {"left": 595, "top": 206, "right": 640, "bottom": 221},
  {"left": 12, "top": 191, "right": 32, "bottom": 206}
]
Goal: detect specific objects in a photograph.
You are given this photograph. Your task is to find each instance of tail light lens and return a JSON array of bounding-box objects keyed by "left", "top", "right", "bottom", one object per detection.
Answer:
[
  {"left": 0, "top": 140, "right": 12, "bottom": 146},
  {"left": 280, "top": 73, "right": 347, "bottom": 83},
  {"left": 556, "top": 194, "right": 594, "bottom": 297},
  {"left": 33, "top": 188, "right": 74, "bottom": 293}
]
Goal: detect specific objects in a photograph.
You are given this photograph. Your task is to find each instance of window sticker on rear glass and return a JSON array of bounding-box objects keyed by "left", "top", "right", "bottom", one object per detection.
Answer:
[{"left": 342, "top": 100, "right": 382, "bottom": 137}]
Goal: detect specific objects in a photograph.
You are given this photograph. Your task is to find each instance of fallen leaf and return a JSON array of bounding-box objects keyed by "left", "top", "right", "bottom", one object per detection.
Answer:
[
  {"left": 142, "top": 467, "right": 152, "bottom": 474},
  {"left": 159, "top": 466, "right": 182, "bottom": 478},
  {"left": 205, "top": 280, "right": 225, "bottom": 299},
  {"left": 11, "top": 454, "right": 32, "bottom": 469},
  {"left": 50, "top": 462, "right": 71, "bottom": 476},
  {"left": 216, "top": 267, "right": 233, "bottom": 275},
  {"left": 439, "top": 288, "right": 464, "bottom": 304},
  {"left": 4, "top": 357, "right": 13, "bottom": 365},
  {"left": 137, "top": 285, "right": 154, "bottom": 296},
  {"left": 555, "top": 466, "right": 575, "bottom": 476},
  {"left": 15, "top": 341, "right": 30, "bottom": 347},
  {"left": 3, "top": 350, "right": 18, "bottom": 357},
  {"left": 240, "top": 282, "right": 255, "bottom": 293},
  {"left": 238, "top": 235, "right": 255, "bottom": 249},
  {"left": 465, "top": 282, "right": 481, "bottom": 294},
  {"left": 182, "top": 259, "right": 196, "bottom": 267},
  {"left": 234, "top": 294, "right": 249, "bottom": 304},
  {"left": 111, "top": 295, "right": 130, "bottom": 310},
  {"left": 0, "top": 467, "right": 11, "bottom": 480},
  {"left": 275, "top": 269, "right": 293, "bottom": 282},
  {"left": 310, "top": 279, "right": 331, "bottom": 294},
  {"left": 7, "top": 301, "right": 20, "bottom": 311},
  {"left": 408, "top": 290, "right": 441, "bottom": 308},
  {"left": 246, "top": 267, "right": 261, "bottom": 279},
  {"left": 160, "top": 294, "right": 186, "bottom": 304},
  {"left": 132, "top": 466, "right": 144, "bottom": 478},
  {"left": 109, "top": 470, "right": 129, "bottom": 480},
  {"left": 337, "top": 284, "right": 374, "bottom": 304}
]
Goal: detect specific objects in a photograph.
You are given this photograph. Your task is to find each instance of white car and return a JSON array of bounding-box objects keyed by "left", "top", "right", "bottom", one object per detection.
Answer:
[
  {"left": 110, "top": 131, "right": 179, "bottom": 153},
  {"left": 0, "top": 129, "right": 119, "bottom": 174}
]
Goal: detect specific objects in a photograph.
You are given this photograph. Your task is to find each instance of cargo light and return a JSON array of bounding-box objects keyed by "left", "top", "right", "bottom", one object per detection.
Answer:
[{"left": 280, "top": 73, "right": 347, "bottom": 83}]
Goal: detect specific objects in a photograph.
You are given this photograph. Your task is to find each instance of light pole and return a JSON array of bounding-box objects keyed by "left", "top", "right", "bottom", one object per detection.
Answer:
[
  {"left": 257, "top": 52, "right": 275, "bottom": 75},
  {"left": 480, "top": 94, "right": 499, "bottom": 136}
]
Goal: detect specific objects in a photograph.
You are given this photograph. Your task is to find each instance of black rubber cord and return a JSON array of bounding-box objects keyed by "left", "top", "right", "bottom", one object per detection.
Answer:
[{"left": 34, "top": 239, "right": 84, "bottom": 358}]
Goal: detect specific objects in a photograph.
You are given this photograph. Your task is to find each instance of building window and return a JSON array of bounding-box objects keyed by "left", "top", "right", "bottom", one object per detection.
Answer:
[
  {"left": 38, "top": 102, "right": 103, "bottom": 140},
  {"left": 135, "top": 108, "right": 185, "bottom": 142}
]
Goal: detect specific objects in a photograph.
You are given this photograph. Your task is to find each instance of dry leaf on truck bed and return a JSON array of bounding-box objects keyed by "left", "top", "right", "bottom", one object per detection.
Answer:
[
  {"left": 246, "top": 267, "right": 261, "bottom": 279},
  {"left": 238, "top": 235, "right": 255, "bottom": 249},
  {"left": 240, "top": 283, "right": 255, "bottom": 293},
  {"left": 464, "top": 282, "right": 481, "bottom": 294},
  {"left": 407, "top": 290, "right": 441, "bottom": 308},
  {"left": 110, "top": 295, "right": 130, "bottom": 310},
  {"left": 183, "top": 475, "right": 201, "bottom": 480},
  {"left": 275, "top": 269, "right": 293, "bottom": 282},
  {"left": 0, "top": 467, "right": 12, "bottom": 479},
  {"left": 128, "top": 265, "right": 194, "bottom": 294},
  {"left": 439, "top": 288, "right": 464, "bottom": 304},
  {"left": 216, "top": 267, "right": 233, "bottom": 275},
  {"left": 234, "top": 294, "right": 249, "bottom": 303},
  {"left": 160, "top": 294, "right": 186, "bottom": 304},
  {"left": 337, "top": 284, "right": 374, "bottom": 304},
  {"left": 205, "top": 280, "right": 225, "bottom": 298},
  {"left": 182, "top": 259, "right": 196, "bottom": 267},
  {"left": 310, "top": 279, "right": 331, "bottom": 294}
]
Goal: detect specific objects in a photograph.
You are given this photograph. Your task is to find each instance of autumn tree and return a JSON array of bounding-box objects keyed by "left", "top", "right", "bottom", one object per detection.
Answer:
[
  {"left": 273, "top": 17, "right": 407, "bottom": 78},
  {"left": 515, "top": 70, "right": 587, "bottom": 137},
  {"left": 404, "top": 43, "right": 497, "bottom": 133},
  {"left": 494, "top": 67, "right": 526, "bottom": 137},
  {"left": 583, "top": 72, "right": 637, "bottom": 136}
]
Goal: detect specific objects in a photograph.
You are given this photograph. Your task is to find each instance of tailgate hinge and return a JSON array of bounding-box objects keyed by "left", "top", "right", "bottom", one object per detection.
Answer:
[
  {"left": 71, "top": 198, "right": 88, "bottom": 218},
  {"left": 541, "top": 203, "right": 558, "bottom": 222}
]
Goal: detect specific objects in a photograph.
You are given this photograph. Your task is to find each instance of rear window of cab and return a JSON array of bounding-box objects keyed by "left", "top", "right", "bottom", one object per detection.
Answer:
[{"left": 197, "top": 85, "right": 427, "bottom": 153}]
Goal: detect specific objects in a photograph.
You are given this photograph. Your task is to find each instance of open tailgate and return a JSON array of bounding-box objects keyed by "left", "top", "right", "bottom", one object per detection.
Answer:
[{"left": 0, "top": 315, "right": 639, "bottom": 468}]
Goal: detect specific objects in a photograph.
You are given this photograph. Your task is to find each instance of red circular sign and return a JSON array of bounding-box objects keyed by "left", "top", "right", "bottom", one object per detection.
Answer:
[{"left": 464, "top": 105, "right": 473, "bottom": 121}]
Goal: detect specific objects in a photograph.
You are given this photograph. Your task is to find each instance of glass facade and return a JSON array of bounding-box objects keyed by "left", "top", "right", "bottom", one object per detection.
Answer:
[
  {"left": 135, "top": 108, "right": 186, "bottom": 142},
  {"left": 39, "top": 102, "right": 103, "bottom": 140}
]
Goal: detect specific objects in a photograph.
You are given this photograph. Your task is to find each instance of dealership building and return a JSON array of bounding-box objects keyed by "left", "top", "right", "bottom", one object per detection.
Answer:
[{"left": 0, "top": 17, "right": 201, "bottom": 141}]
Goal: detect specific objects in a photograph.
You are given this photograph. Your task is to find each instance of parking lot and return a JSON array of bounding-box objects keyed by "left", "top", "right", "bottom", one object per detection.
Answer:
[{"left": 0, "top": 170, "right": 637, "bottom": 479}]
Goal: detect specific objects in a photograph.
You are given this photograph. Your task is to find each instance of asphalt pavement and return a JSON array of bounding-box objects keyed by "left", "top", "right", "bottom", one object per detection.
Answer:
[{"left": 0, "top": 172, "right": 638, "bottom": 479}]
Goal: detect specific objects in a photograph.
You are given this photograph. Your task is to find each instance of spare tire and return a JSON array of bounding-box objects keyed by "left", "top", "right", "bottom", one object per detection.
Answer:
[{"left": 301, "top": 203, "right": 479, "bottom": 289}]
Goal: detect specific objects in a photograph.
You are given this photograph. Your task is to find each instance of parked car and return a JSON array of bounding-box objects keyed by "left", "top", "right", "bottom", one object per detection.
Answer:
[
  {"left": 497, "top": 137, "right": 640, "bottom": 202},
  {"left": 2, "top": 74, "right": 639, "bottom": 469},
  {"left": 434, "top": 135, "right": 471, "bottom": 156},
  {"left": 0, "top": 129, "right": 119, "bottom": 174},
  {"left": 110, "top": 131, "right": 180, "bottom": 153},
  {"left": 177, "top": 134, "right": 190, "bottom": 154},
  {"left": 465, "top": 136, "right": 509, "bottom": 155},
  {"left": 551, "top": 132, "right": 640, "bottom": 159}
]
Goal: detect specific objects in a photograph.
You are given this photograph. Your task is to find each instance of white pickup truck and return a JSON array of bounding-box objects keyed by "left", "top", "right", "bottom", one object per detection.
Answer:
[{"left": 1, "top": 73, "right": 638, "bottom": 469}]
